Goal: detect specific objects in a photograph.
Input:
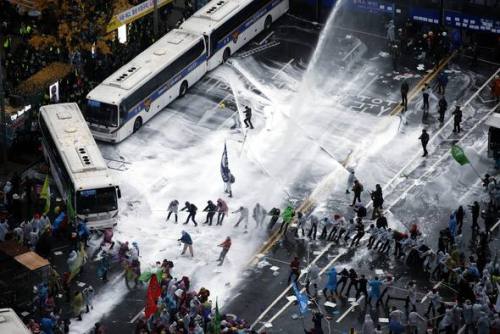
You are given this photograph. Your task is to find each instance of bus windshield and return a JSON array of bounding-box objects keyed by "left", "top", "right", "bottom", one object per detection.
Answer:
[
  {"left": 76, "top": 187, "right": 118, "bottom": 214},
  {"left": 84, "top": 100, "right": 119, "bottom": 127}
]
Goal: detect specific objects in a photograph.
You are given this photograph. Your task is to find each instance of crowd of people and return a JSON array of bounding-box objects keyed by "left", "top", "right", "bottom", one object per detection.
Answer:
[{"left": 275, "top": 169, "right": 500, "bottom": 334}]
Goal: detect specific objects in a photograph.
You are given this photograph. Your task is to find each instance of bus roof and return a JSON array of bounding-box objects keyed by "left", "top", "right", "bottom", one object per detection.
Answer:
[
  {"left": 86, "top": 29, "right": 202, "bottom": 105},
  {"left": 180, "top": 0, "right": 248, "bottom": 34},
  {"left": 0, "top": 308, "right": 31, "bottom": 334},
  {"left": 39, "top": 103, "right": 115, "bottom": 191}
]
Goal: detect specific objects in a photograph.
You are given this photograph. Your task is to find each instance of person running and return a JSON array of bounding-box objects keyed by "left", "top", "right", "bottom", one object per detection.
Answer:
[
  {"left": 217, "top": 237, "right": 231, "bottom": 265},
  {"left": 166, "top": 199, "right": 179, "bottom": 223},
  {"left": 233, "top": 206, "right": 249, "bottom": 229},
  {"left": 438, "top": 95, "right": 448, "bottom": 123},
  {"left": 452, "top": 105, "right": 462, "bottom": 133},
  {"left": 202, "top": 200, "right": 217, "bottom": 226},
  {"left": 243, "top": 106, "right": 254, "bottom": 129},
  {"left": 351, "top": 180, "right": 364, "bottom": 206},
  {"left": 419, "top": 129, "right": 430, "bottom": 157},
  {"left": 370, "top": 184, "right": 384, "bottom": 219},
  {"left": 421, "top": 84, "right": 430, "bottom": 119},
  {"left": 401, "top": 81, "right": 409, "bottom": 110},
  {"left": 216, "top": 198, "right": 228, "bottom": 225},
  {"left": 178, "top": 231, "right": 194, "bottom": 257},
  {"left": 181, "top": 202, "right": 198, "bottom": 226}
]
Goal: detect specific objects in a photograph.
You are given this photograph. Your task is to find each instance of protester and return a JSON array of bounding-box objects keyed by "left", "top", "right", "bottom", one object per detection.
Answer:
[
  {"left": 217, "top": 237, "right": 231, "bottom": 265},
  {"left": 178, "top": 231, "right": 194, "bottom": 257}
]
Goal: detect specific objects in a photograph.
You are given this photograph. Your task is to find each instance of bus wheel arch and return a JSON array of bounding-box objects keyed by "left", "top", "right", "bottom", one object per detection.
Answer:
[
  {"left": 179, "top": 80, "right": 188, "bottom": 97},
  {"left": 223, "top": 47, "right": 231, "bottom": 62},
  {"left": 133, "top": 117, "right": 143, "bottom": 133},
  {"left": 265, "top": 15, "right": 272, "bottom": 30}
]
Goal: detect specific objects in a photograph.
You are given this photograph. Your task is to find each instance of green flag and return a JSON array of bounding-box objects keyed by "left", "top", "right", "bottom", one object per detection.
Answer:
[
  {"left": 40, "top": 175, "right": 51, "bottom": 215},
  {"left": 67, "top": 192, "right": 76, "bottom": 221},
  {"left": 451, "top": 145, "right": 470, "bottom": 166},
  {"left": 212, "top": 299, "right": 221, "bottom": 334}
]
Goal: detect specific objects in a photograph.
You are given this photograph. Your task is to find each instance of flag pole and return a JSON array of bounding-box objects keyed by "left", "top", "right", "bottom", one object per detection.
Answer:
[{"left": 469, "top": 163, "right": 483, "bottom": 180}]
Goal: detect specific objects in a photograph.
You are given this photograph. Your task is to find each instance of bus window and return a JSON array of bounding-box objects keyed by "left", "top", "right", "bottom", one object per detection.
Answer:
[
  {"left": 85, "top": 100, "right": 119, "bottom": 127},
  {"left": 76, "top": 187, "right": 118, "bottom": 214}
]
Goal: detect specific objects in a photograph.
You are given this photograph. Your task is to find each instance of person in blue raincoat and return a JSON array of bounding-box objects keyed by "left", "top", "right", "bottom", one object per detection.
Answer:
[
  {"left": 322, "top": 267, "right": 337, "bottom": 300},
  {"left": 97, "top": 250, "right": 111, "bottom": 283},
  {"left": 448, "top": 213, "right": 457, "bottom": 243},
  {"left": 368, "top": 276, "right": 383, "bottom": 305},
  {"left": 52, "top": 211, "right": 66, "bottom": 237}
]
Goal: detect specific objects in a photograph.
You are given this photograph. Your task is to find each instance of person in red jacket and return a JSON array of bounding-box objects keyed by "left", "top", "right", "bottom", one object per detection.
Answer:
[{"left": 217, "top": 237, "right": 231, "bottom": 266}]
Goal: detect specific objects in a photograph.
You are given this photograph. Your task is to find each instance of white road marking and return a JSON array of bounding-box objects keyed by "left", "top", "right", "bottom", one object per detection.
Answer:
[
  {"left": 386, "top": 105, "right": 498, "bottom": 212},
  {"left": 271, "top": 58, "right": 295, "bottom": 79},
  {"left": 336, "top": 295, "right": 365, "bottom": 323}
]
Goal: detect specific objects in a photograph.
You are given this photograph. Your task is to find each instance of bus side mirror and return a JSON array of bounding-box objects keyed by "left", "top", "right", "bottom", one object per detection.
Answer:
[{"left": 116, "top": 186, "right": 121, "bottom": 199}]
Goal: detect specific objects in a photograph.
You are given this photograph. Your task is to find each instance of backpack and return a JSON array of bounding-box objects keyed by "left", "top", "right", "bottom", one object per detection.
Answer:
[
  {"left": 230, "top": 174, "right": 235, "bottom": 184},
  {"left": 359, "top": 183, "right": 364, "bottom": 192}
]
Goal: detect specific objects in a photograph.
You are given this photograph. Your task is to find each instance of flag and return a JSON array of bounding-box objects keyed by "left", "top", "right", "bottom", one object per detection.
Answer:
[
  {"left": 220, "top": 143, "right": 230, "bottom": 182},
  {"left": 451, "top": 145, "right": 470, "bottom": 165},
  {"left": 40, "top": 175, "right": 51, "bottom": 215},
  {"left": 292, "top": 282, "right": 309, "bottom": 315},
  {"left": 212, "top": 299, "right": 221, "bottom": 334},
  {"left": 144, "top": 274, "right": 161, "bottom": 319},
  {"left": 66, "top": 192, "right": 76, "bottom": 221}
]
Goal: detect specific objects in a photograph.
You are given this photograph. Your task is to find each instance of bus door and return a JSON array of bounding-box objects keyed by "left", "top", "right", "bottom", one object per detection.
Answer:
[{"left": 203, "top": 34, "right": 210, "bottom": 58}]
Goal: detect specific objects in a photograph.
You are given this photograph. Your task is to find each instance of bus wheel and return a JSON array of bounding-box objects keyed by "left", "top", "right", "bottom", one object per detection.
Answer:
[
  {"left": 223, "top": 47, "right": 231, "bottom": 63},
  {"left": 179, "top": 81, "right": 188, "bottom": 97},
  {"left": 265, "top": 15, "right": 272, "bottom": 30},
  {"left": 133, "top": 117, "right": 142, "bottom": 133}
]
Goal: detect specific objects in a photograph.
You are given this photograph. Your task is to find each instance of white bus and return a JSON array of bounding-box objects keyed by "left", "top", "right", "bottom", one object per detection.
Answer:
[
  {"left": 84, "top": 0, "right": 288, "bottom": 143},
  {"left": 0, "top": 308, "right": 31, "bottom": 334},
  {"left": 39, "top": 103, "right": 121, "bottom": 229}
]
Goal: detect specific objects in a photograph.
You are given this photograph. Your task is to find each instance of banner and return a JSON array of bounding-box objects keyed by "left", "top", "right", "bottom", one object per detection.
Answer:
[
  {"left": 106, "top": 0, "right": 173, "bottom": 33},
  {"left": 451, "top": 145, "right": 470, "bottom": 166},
  {"left": 212, "top": 299, "right": 221, "bottom": 334},
  {"left": 145, "top": 274, "right": 162, "bottom": 318},
  {"left": 67, "top": 192, "right": 76, "bottom": 221},
  {"left": 220, "top": 143, "right": 230, "bottom": 183},
  {"left": 40, "top": 175, "right": 50, "bottom": 215},
  {"left": 292, "top": 282, "right": 309, "bottom": 315}
]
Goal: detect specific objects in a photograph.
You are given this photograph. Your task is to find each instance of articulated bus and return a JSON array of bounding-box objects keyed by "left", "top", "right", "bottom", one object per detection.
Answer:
[
  {"left": 85, "top": 0, "right": 289, "bottom": 143},
  {"left": 39, "top": 103, "right": 121, "bottom": 229}
]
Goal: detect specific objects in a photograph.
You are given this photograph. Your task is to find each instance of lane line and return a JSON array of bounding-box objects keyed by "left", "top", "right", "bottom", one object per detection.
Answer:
[
  {"left": 342, "top": 42, "right": 362, "bottom": 62},
  {"left": 358, "top": 74, "right": 379, "bottom": 97},
  {"left": 389, "top": 52, "right": 456, "bottom": 116},
  {"left": 420, "top": 281, "right": 443, "bottom": 304},
  {"left": 271, "top": 58, "right": 295, "bottom": 79},
  {"left": 386, "top": 104, "right": 499, "bottom": 212},
  {"left": 250, "top": 244, "right": 334, "bottom": 328},
  {"left": 256, "top": 251, "right": 345, "bottom": 332},
  {"left": 379, "top": 69, "right": 500, "bottom": 199},
  {"left": 336, "top": 296, "right": 365, "bottom": 323},
  {"left": 130, "top": 308, "right": 145, "bottom": 323}
]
